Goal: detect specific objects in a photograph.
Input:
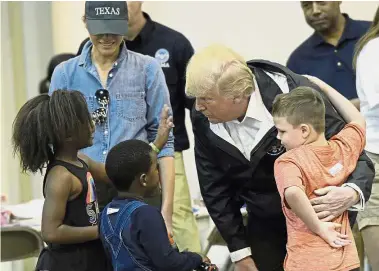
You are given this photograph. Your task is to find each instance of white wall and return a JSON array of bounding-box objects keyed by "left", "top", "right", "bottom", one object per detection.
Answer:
[
  {"left": 51, "top": 1, "right": 378, "bottom": 199},
  {"left": 1, "top": 1, "right": 19, "bottom": 205},
  {"left": 144, "top": 1, "right": 377, "bottom": 62},
  {"left": 22, "top": 1, "right": 54, "bottom": 199}
]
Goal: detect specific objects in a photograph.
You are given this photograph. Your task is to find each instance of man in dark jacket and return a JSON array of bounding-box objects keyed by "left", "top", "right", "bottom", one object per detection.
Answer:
[{"left": 185, "top": 44, "right": 374, "bottom": 271}]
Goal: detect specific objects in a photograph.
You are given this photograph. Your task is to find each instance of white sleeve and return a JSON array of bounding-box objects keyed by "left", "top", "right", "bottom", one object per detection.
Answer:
[
  {"left": 356, "top": 38, "right": 379, "bottom": 109},
  {"left": 230, "top": 247, "right": 252, "bottom": 262},
  {"left": 342, "top": 183, "right": 365, "bottom": 211}
]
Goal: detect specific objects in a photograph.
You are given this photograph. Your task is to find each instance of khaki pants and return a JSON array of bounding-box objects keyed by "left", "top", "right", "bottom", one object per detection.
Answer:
[
  {"left": 172, "top": 152, "right": 202, "bottom": 253},
  {"left": 355, "top": 151, "right": 379, "bottom": 270},
  {"left": 145, "top": 152, "right": 201, "bottom": 253}
]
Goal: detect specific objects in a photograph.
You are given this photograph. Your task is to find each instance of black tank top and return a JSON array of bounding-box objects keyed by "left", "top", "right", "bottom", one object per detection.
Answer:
[{"left": 42, "top": 158, "right": 100, "bottom": 249}]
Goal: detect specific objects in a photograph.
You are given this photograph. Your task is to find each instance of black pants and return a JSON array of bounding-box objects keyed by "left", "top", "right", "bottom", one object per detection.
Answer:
[
  {"left": 35, "top": 241, "right": 111, "bottom": 271},
  {"left": 247, "top": 213, "right": 287, "bottom": 271}
]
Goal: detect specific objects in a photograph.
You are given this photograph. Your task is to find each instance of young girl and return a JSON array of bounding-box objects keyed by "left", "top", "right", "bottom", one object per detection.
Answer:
[{"left": 12, "top": 90, "right": 173, "bottom": 271}]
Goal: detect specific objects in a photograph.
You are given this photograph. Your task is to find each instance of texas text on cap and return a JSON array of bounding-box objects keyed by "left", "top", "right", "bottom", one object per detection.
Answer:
[{"left": 85, "top": 1, "right": 128, "bottom": 36}]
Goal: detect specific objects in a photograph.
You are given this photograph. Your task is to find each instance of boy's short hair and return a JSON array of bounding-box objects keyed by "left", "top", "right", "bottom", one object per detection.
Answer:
[
  {"left": 105, "top": 139, "right": 152, "bottom": 192},
  {"left": 272, "top": 86, "right": 326, "bottom": 133}
]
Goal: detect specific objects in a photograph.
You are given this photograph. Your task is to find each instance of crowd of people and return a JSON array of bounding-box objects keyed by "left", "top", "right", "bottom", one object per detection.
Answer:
[{"left": 11, "top": 1, "right": 379, "bottom": 271}]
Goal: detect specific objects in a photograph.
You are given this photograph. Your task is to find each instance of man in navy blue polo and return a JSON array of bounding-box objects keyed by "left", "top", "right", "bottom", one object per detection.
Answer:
[{"left": 287, "top": 1, "right": 370, "bottom": 109}]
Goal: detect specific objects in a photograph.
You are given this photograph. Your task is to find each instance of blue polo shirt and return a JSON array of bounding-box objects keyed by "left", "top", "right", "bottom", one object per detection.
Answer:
[{"left": 287, "top": 14, "right": 370, "bottom": 99}]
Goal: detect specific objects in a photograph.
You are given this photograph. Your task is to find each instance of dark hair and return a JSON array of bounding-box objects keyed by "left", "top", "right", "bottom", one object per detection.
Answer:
[
  {"left": 353, "top": 6, "right": 379, "bottom": 70},
  {"left": 105, "top": 140, "right": 153, "bottom": 192},
  {"left": 77, "top": 37, "right": 90, "bottom": 56},
  {"left": 12, "top": 90, "right": 93, "bottom": 173},
  {"left": 39, "top": 54, "right": 75, "bottom": 94},
  {"left": 272, "top": 86, "right": 326, "bottom": 133}
]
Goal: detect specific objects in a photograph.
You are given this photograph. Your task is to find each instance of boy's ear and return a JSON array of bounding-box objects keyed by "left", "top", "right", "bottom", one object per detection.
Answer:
[
  {"left": 139, "top": 174, "right": 147, "bottom": 187},
  {"left": 300, "top": 123, "right": 311, "bottom": 138}
]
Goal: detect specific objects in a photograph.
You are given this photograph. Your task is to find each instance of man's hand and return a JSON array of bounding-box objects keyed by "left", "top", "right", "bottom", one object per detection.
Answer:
[
  {"left": 310, "top": 186, "right": 359, "bottom": 221},
  {"left": 202, "top": 256, "right": 211, "bottom": 263},
  {"left": 315, "top": 222, "right": 351, "bottom": 248},
  {"left": 234, "top": 257, "right": 258, "bottom": 271}
]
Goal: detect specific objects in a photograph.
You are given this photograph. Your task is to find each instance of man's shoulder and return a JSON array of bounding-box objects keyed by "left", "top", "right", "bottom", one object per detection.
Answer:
[
  {"left": 153, "top": 20, "right": 190, "bottom": 43},
  {"left": 247, "top": 59, "right": 307, "bottom": 86},
  {"left": 350, "top": 17, "right": 371, "bottom": 33},
  {"left": 288, "top": 34, "right": 316, "bottom": 61},
  {"left": 150, "top": 20, "right": 192, "bottom": 53}
]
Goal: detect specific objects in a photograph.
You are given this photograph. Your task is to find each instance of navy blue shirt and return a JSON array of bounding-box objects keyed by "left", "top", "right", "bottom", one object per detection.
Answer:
[
  {"left": 287, "top": 14, "right": 370, "bottom": 99},
  {"left": 101, "top": 196, "right": 202, "bottom": 270}
]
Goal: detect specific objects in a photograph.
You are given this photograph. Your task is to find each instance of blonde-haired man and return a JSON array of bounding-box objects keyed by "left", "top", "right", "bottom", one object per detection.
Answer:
[{"left": 186, "top": 44, "right": 374, "bottom": 271}]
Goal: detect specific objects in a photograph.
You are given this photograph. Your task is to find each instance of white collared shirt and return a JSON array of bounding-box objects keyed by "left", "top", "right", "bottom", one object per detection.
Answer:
[
  {"left": 211, "top": 71, "right": 289, "bottom": 160},
  {"left": 209, "top": 71, "right": 364, "bottom": 262},
  {"left": 356, "top": 37, "right": 379, "bottom": 154}
]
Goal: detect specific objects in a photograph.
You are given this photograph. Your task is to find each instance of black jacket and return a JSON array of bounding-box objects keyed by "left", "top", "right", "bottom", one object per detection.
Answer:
[{"left": 192, "top": 60, "right": 375, "bottom": 253}]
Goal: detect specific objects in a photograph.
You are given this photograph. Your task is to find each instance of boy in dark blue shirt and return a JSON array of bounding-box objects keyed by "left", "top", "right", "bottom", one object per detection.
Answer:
[{"left": 100, "top": 139, "right": 211, "bottom": 270}]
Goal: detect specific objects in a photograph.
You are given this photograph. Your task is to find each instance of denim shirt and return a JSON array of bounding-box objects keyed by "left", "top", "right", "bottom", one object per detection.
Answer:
[{"left": 49, "top": 41, "right": 174, "bottom": 163}]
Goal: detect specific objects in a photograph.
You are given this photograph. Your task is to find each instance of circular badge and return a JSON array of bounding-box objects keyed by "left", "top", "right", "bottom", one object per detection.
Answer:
[
  {"left": 155, "top": 48, "right": 170, "bottom": 64},
  {"left": 267, "top": 144, "right": 286, "bottom": 156}
]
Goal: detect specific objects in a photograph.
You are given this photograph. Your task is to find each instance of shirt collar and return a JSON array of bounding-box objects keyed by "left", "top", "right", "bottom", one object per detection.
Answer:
[
  {"left": 114, "top": 192, "right": 144, "bottom": 202},
  {"left": 340, "top": 14, "right": 362, "bottom": 40},
  {"left": 78, "top": 39, "right": 128, "bottom": 67},
  {"left": 232, "top": 77, "right": 267, "bottom": 124},
  {"left": 309, "top": 14, "right": 358, "bottom": 47}
]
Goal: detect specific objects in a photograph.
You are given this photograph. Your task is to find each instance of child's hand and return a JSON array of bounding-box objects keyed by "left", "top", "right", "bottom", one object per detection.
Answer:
[
  {"left": 201, "top": 256, "right": 210, "bottom": 263},
  {"left": 196, "top": 258, "right": 219, "bottom": 271},
  {"left": 316, "top": 222, "right": 351, "bottom": 248},
  {"left": 154, "top": 104, "right": 174, "bottom": 150}
]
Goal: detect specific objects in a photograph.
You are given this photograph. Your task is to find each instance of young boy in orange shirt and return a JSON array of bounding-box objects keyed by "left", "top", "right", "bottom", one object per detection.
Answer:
[{"left": 272, "top": 76, "right": 365, "bottom": 271}]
